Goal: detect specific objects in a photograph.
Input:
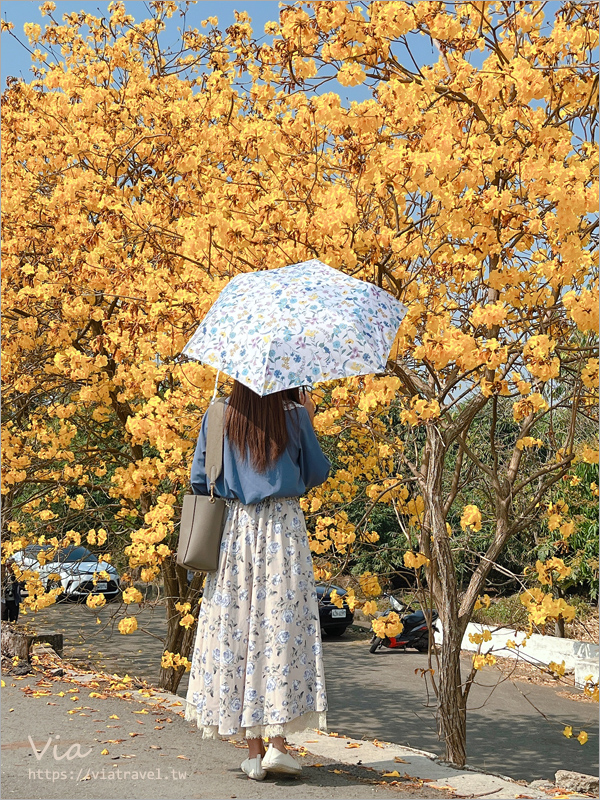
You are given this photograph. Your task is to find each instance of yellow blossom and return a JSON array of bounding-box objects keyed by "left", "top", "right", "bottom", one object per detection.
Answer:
[
  {"left": 362, "top": 600, "right": 378, "bottom": 616},
  {"left": 86, "top": 593, "right": 106, "bottom": 609},
  {"left": 548, "top": 660, "right": 566, "bottom": 677},
  {"left": 372, "top": 612, "right": 404, "bottom": 639},
  {"left": 472, "top": 654, "right": 486, "bottom": 670},
  {"left": 474, "top": 594, "right": 492, "bottom": 611},
  {"left": 118, "top": 617, "right": 138, "bottom": 635},
  {"left": 460, "top": 505, "right": 482, "bottom": 532},
  {"left": 403, "top": 552, "right": 430, "bottom": 569},
  {"left": 359, "top": 572, "right": 382, "bottom": 598},
  {"left": 122, "top": 587, "right": 143, "bottom": 605}
]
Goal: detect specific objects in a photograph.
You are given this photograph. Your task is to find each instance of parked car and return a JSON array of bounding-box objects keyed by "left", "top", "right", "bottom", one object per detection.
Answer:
[
  {"left": 13, "top": 545, "right": 120, "bottom": 602},
  {"left": 316, "top": 582, "right": 354, "bottom": 637}
]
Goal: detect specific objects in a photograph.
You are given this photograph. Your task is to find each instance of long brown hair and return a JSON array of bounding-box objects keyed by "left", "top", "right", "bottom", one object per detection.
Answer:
[{"left": 225, "top": 382, "right": 301, "bottom": 473}]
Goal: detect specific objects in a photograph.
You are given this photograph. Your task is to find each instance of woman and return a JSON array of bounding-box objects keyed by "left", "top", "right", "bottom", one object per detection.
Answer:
[
  {"left": 1, "top": 560, "right": 22, "bottom": 623},
  {"left": 185, "top": 381, "right": 331, "bottom": 781}
]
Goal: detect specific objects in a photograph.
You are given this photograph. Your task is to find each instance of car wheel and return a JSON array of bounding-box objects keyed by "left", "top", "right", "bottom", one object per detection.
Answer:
[
  {"left": 369, "top": 636, "right": 383, "bottom": 653},
  {"left": 323, "top": 626, "right": 348, "bottom": 637}
]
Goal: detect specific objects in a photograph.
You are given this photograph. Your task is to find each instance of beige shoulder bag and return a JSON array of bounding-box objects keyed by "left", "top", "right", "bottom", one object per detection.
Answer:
[{"left": 177, "top": 398, "right": 228, "bottom": 573}]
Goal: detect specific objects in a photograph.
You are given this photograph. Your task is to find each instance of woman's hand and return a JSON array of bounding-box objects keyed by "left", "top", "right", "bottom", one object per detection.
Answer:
[{"left": 299, "top": 388, "right": 315, "bottom": 423}]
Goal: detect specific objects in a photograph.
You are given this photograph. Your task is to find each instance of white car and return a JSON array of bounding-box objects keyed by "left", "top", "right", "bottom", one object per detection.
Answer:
[{"left": 13, "top": 545, "right": 120, "bottom": 601}]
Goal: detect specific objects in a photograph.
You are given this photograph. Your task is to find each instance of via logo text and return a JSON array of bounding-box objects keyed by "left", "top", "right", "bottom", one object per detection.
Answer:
[{"left": 28, "top": 734, "right": 92, "bottom": 762}]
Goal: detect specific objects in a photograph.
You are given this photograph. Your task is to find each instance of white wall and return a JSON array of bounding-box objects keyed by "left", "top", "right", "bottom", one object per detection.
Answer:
[{"left": 434, "top": 622, "right": 599, "bottom": 688}]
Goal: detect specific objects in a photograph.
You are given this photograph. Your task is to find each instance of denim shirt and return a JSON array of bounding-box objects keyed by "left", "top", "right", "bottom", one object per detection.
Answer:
[{"left": 190, "top": 401, "right": 331, "bottom": 505}]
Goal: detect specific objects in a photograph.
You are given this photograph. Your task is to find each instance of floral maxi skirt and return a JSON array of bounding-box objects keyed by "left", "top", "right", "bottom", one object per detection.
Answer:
[{"left": 185, "top": 496, "right": 328, "bottom": 739}]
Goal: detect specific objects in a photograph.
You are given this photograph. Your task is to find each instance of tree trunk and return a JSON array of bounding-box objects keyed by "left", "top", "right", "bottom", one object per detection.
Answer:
[
  {"left": 1, "top": 625, "right": 64, "bottom": 661},
  {"left": 157, "top": 557, "right": 203, "bottom": 693},
  {"left": 438, "top": 632, "right": 467, "bottom": 766},
  {"left": 554, "top": 588, "right": 566, "bottom": 637},
  {"left": 422, "top": 425, "right": 468, "bottom": 767}
]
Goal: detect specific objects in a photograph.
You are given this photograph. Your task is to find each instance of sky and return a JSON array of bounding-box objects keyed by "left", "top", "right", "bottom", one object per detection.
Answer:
[
  {"left": 0, "top": 0, "right": 442, "bottom": 93},
  {"left": 1, "top": 2, "right": 288, "bottom": 85}
]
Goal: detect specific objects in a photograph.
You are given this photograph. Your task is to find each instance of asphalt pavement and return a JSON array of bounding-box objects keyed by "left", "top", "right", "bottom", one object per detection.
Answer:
[
  {"left": 21, "top": 603, "right": 600, "bottom": 783},
  {"left": 320, "top": 631, "right": 599, "bottom": 782}
]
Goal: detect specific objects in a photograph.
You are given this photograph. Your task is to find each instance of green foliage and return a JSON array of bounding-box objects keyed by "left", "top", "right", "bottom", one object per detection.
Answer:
[
  {"left": 471, "top": 595, "right": 530, "bottom": 628},
  {"left": 471, "top": 592, "right": 597, "bottom": 629},
  {"left": 537, "top": 462, "right": 599, "bottom": 599}
]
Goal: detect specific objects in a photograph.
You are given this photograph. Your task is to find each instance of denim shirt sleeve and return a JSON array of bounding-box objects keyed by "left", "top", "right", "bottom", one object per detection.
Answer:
[
  {"left": 190, "top": 410, "right": 210, "bottom": 496},
  {"left": 190, "top": 402, "right": 330, "bottom": 502},
  {"left": 296, "top": 406, "right": 331, "bottom": 489}
]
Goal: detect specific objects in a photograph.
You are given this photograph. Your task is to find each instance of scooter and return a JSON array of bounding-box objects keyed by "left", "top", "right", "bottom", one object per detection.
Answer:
[{"left": 369, "top": 594, "right": 439, "bottom": 654}]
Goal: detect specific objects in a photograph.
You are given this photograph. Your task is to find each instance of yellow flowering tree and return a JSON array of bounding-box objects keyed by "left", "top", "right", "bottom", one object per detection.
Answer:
[
  {"left": 248, "top": 0, "right": 599, "bottom": 765},
  {"left": 1, "top": 0, "right": 597, "bottom": 764}
]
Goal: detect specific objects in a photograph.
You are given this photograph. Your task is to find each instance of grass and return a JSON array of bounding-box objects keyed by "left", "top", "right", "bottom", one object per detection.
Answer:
[{"left": 471, "top": 594, "right": 529, "bottom": 628}]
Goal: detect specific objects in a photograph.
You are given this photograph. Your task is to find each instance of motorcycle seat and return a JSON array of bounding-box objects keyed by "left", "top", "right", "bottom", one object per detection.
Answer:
[
  {"left": 402, "top": 610, "right": 438, "bottom": 628},
  {"left": 403, "top": 611, "right": 426, "bottom": 627}
]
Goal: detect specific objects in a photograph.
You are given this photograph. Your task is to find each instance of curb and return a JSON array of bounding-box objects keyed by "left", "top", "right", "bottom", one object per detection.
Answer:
[{"left": 286, "top": 730, "right": 553, "bottom": 799}]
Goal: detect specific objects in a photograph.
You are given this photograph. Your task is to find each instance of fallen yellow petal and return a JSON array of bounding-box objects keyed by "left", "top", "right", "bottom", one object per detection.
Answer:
[{"left": 577, "top": 730, "right": 588, "bottom": 745}]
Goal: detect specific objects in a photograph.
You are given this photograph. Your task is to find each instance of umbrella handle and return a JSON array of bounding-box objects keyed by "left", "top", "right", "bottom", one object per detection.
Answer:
[{"left": 210, "top": 370, "right": 220, "bottom": 404}]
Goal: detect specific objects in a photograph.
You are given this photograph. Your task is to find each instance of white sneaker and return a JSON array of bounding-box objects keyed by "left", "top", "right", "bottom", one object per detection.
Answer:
[
  {"left": 241, "top": 754, "right": 267, "bottom": 781},
  {"left": 262, "top": 744, "right": 302, "bottom": 776}
]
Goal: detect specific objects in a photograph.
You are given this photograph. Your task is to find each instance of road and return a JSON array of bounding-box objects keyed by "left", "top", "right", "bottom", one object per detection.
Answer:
[
  {"left": 1, "top": 675, "right": 447, "bottom": 800},
  {"left": 24, "top": 601, "right": 599, "bottom": 783}
]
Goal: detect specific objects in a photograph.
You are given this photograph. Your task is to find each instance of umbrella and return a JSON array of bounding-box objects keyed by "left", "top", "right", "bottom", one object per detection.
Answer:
[{"left": 182, "top": 259, "right": 407, "bottom": 396}]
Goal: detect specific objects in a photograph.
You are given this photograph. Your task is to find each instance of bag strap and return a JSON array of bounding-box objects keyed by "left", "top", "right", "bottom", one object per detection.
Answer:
[{"left": 205, "top": 397, "right": 226, "bottom": 498}]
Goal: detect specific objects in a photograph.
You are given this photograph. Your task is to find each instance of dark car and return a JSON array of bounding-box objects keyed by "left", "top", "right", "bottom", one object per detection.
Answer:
[{"left": 316, "top": 582, "right": 354, "bottom": 637}]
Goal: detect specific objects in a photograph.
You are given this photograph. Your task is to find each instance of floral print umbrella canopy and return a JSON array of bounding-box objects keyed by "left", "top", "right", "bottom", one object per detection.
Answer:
[{"left": 182, "top": 259, "right": 407, "bottom": 396}]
